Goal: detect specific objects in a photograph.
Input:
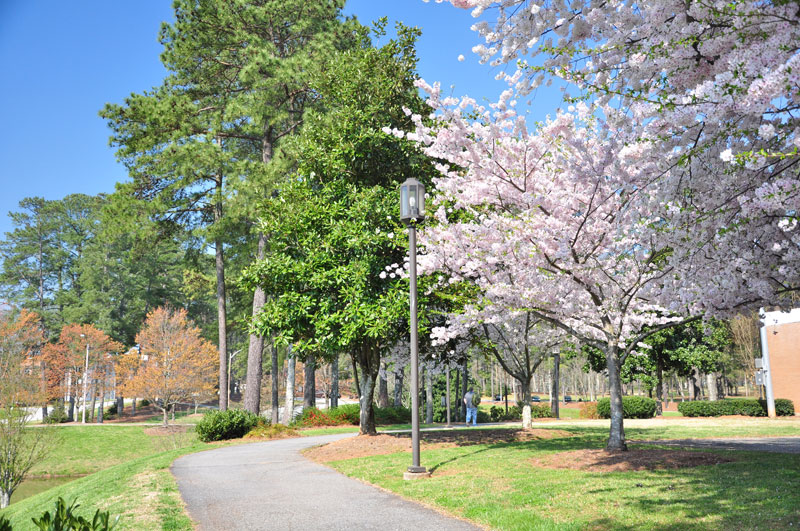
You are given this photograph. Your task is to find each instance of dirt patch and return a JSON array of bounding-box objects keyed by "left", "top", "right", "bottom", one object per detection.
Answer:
[
  {"left": 144, "top": 424, "right": 190, "bottom": 436},
  {"left": 304, "top": 428, "right": 572, "bottom": 463},
  {"left": 529, "top": 448, "right": 735, "bottom": 472}
]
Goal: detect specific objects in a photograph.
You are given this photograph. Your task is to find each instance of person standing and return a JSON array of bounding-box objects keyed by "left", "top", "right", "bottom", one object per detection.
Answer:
[{"left": 463, "top": 387, "right": 478, "bottom": 427}]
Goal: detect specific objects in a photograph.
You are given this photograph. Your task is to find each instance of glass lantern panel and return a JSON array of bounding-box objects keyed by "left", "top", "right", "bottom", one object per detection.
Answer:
[
  {"left": 418, "top": 185, "right": 425, "bottom": 215},
  {"left": 400, "top": 186, "right": 410, "bottom": 218}
]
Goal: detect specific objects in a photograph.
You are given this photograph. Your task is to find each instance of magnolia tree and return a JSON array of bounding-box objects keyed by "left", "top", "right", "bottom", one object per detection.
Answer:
[
  {"left": 438, "top": 0, "right": 800, "bottom": 312},
  {"left": 118, "top": 307, "right": 217, "bottom": 426},
  {"left": 391, "top": 90, "right": 700, "bottom": 449}
]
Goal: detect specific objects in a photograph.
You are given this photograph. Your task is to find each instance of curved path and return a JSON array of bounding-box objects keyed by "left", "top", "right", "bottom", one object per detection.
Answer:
[{"left": 172, "top": 433, "right": 480, "bottom": 531}]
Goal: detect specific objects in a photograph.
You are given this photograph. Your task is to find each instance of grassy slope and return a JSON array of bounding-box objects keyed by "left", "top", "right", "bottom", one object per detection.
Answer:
[
  {"left": 326, "top": 422, "right": 800, "bottom": 530},
  {"left": 1, "top": 446, "right": 205, "bottom": 530},
  {"left": 32, "top": 426, "right": 160, "bottom": 476}
]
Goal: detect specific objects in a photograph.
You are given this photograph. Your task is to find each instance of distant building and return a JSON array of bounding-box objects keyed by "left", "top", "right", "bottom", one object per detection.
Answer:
[{"left": 762, "top": 308, "right": 800, "bottom": 415}]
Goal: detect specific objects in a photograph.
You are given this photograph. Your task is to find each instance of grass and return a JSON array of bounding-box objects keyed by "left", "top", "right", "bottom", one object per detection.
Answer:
[
  {"left": 32, "top": 426, "right": 162, "bottom": 476},
  {"left": 1, "top": 446, "right": 204, "bottom": 530},
  {"left": 324, "top": 419, "right": 800, "bottom": 530}
]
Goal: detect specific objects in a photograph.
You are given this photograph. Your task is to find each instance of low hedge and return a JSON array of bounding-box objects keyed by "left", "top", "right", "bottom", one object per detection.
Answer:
[
  {"left": 195, "top": 408, "right": 261, "bottom": 442},
  {"left": 293, "top": 404, "right": 412, "bottom": 427},
  {"left": 678, "top": 398, "right": 795, "bottom": 417},
  {"left": 596, "top": 396, "right": 657, "bottom": 419}
]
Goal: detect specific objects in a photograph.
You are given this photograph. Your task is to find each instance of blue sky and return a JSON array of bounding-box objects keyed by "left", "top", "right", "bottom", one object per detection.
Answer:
[{"left": 0, "top": 1, "right": 562, "bottom": 236}]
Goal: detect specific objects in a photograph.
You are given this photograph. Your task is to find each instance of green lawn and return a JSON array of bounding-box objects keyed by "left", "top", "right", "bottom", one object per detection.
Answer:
[{"left": 324, "top": 420, "right": 800, "bottom": 530}]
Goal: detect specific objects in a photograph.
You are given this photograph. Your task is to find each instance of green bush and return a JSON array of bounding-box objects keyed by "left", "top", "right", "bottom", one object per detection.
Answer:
[
  {"left": 529, "top": 404, "right": 554, "bottom": 419},
  {"left": 678, "top": 398, "right": 795, "bottom": 417},
  {"left": 32, "top": 497, "right": 119, "bottom": 530},
  {"left": 44, "top": 405, "right": 69, "bottom": 424},
  {"left": 489, "top": 405, "right": 523, "bottom": 422},
  {"left": 596, "top": 396, "right": 657, "bottom": 419},
  {"left": 195, "top": 408, "right": 261, "bottom": 442},
  {"left": 375, "top": 406, "right": 411, "bottom": 424},
  {"left": 138, "top": 399, "right": 150, "bottom": 407},
  {"left": 329, "top": 404, "right": 360, "bottom": 425},
  {"left": 0, "top": 514, "right": 10, "bottom": 531}
]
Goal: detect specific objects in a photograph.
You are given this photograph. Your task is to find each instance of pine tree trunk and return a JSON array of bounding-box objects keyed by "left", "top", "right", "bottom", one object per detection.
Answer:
[
  {"left": 303, "top": 354, "right": 316, "bottom": 410},
  {"left": 215, "top": 234, "right": 228, "bottom": 412},
  {"left": 97, "top": 374, "right": 105, "bottom": 424},
  {"left": 393, "top": 367, "right": 403, "bottom": 407},
  {"left": 244, "top": 233, "right": 268, "bottom": 414},
  {"left": 377, "top": 363, "right": 389, "bottom": 408},
  {"left": 552, "top": 353, "right": 560, "bottom": 419},
  {"left": 425, "top": 367, "right": 433, "bottom": 424},
  {"left": 117, "top": 396, "right": 124, "bottom": 416},
  {"left": 330, "top": 355, "right": 339, "bottom": 409},
  {"left": 89, "top": 374, "right": 98, "bottom": 422},
  {"left": 271, "top": 343, "right": 280, "bottom": 423},
  {"left": 606, "top": 346, "right": 627, "bottom": 451},
  {"left": 282, "top": 348, "right": 295, "bottom": 425}
]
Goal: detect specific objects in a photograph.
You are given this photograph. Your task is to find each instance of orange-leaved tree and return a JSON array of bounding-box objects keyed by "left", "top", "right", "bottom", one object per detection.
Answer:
[
  {"left": 43, "top": 323, "right": 123, "bottom": 423},
  {"left": 0, "top": 308, "right": 52, "bottom": 508},
  {"left": 118, "top": 307, "right": 217, "bottom": 426}
]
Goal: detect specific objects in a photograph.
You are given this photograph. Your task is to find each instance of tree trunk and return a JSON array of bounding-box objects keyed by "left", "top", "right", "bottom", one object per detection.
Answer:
[
  {"left": 68, "top": 395, "right": 75, "bottom": 422},
  {"left": 552, "top": 353, "right": 560, "bottom": 420},
  {"left": 131, "top": 399, "right": 136, "bottom": 417},
  {"left": 303, "top": 354, "right": 316, "bottom": 410},
  {"left": 330, "top": 355, "right": 339, "bottom": 409},
  {"left": 393, "top": 367, "right": 403, "bottom": 407},
  {"left": 271, "top": 343, "right": 280, "bottom": 423},
  {"left": 425, "top": 367, "right": 433, "bottom": 424},
  {"left": 215, "top": 235, "right": 228, "bottom": 412},
  {"left": 707, "top": 372, "right": 718, "bottom": 401},
  {"left": 606, "top": 346, "right": 627, "bottom": 451},
  {"left": 282, "top": 348, "right": 295, "bottom": 425},
  {"left": 656, "top": 355, "right": 664, "bottom": 416},
  {"left": 162, "top": 407, "right": 169, "bottom": 427},
  {"left": 377, "top": 363, "right": 389, "bottom": 408},
  {"left": 244, "top": 233, "right": 268, "bottom": 414},
  {"left": 1, "top": 490, "right": 9, "bottom": 509},
  {"left": 89, "top": 374, "right": 98, "bottom": 422},
  {"left": 97, "top": 374, "right": 105, "bottom": 424},
  {"left": 517, "top": 375, "right": 531, "bottom": 404},
  {"left": 117, "top": 396, "right": 124, "bottom": 417},
  {"left": 454, "top": 367, "right": 461, "bottom": 421},
  {"left": 461, "top": 358, "right": 468, "bottom": 421},
  {"left": 356, "top": 343, "right": 380, "bottom": 435},
  {"left": 689, "top": 368, "right": 701, "bottom": 400}
]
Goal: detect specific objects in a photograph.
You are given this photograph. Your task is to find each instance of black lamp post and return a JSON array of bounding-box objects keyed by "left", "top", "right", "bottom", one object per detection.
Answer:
[{"left": 400, "top": 178, "right": 430, "bottom": 479}]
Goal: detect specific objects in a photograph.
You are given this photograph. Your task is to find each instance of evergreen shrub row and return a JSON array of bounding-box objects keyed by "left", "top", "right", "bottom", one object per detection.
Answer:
[{"left": 677, "top": 398, "right": 795, "bottom": 417}]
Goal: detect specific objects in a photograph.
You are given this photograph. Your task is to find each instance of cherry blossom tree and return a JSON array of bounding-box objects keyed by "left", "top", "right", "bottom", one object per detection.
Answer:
[
  {"left": 437, "top": 0, "right": 800, "bottom": 312},
  {"left": 393, "top": 86, "right": 703, "bottom": 449}
]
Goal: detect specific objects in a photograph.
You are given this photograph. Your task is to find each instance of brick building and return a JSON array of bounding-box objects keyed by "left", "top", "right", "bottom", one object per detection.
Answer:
[{"left": 763, "top": 308, "right": 800, "bottom": 415}]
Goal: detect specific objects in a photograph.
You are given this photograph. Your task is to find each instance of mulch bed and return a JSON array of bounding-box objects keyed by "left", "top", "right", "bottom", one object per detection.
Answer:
[
  {"left": 304, "top": 428, "right": 572, "bottom": 463},
  {"left": 529, "top": 448, "right": 736, "bottom": 472}
]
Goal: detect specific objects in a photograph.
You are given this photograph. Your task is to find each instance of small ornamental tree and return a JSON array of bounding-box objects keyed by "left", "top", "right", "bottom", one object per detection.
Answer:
[
  {"left": 0, "top": 308, "right": 53, "bottom": 508},
  {"left": 119, "top": 307, "right": 217, "bottom": 426}
]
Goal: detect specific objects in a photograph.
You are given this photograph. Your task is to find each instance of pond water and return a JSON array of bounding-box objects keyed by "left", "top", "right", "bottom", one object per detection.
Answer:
[{"left": 9, "top": 476, "right": 79, "bottom": 505}]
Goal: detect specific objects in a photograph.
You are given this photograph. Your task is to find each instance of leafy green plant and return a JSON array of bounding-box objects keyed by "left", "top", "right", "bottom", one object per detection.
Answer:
[
  {"left": 529, "top": 404, "right": 553, "bottom": 418},
  {"left": 244, "top": 422, "right": 299, "bottom": 439},
  {"left": 596, "top": 396, "right": 657, "bottom": 419},
  {"left": 195, "top": 409, "right": 261, "bottom": 442},
  {"left": 489, "top": 405, "right": 523, "bottom": 422},
  {"left": 0, "top": 515, "right": 10, "bottom": 531},
  {"left": 44, "top": 405, "right": 69, "bottom": 424},
  {"left": 31, "top": 497, "right": 119, "bottom": 530}
]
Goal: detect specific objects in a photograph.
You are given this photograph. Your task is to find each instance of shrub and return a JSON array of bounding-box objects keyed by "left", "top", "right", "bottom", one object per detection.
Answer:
[
  {"left": 489, "top": 405, "right": 522, "bottom": 422},
  {"left": 530, "top": 404, "right": 553, "bottom": 418},
  {"left": 375, "top": 406, "right": 411, "bottom": 424},
  {"left": 328, "top": 404, "right": 360, "bottom": 425},
  {"left": 295, "top": 407, "right": 341, "bottom": 427},
  {"left": 678, "top": 398, "right": 795, "bottom": 417},
  {"left": 596, "top": 396, "right": 657, "bottom": 419},
  {"left": 32, "top": 497, "right": 119, "bottom": 530},
  {"left": 195, "top": 408, "right": 261, "bottom": 442},
  {"left": 138, "top": 399, "right": 150, "bottom": 407},
  {"left": 579, "top": 402, "right": 600, "bottom": 419},
  {"left": 44, "top": 405, "right": 69, "bottom": 424}
]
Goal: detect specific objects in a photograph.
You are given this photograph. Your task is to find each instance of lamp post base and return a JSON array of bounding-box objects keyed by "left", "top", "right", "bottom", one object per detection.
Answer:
[{"left": 403, "top": 466, "right": 431, "bottom": 480}]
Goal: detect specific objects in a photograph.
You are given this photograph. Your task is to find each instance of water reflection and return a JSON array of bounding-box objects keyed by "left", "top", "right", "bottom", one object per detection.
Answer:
[{"left": 10, "top": 476, "right": 79, "bottom": 505}]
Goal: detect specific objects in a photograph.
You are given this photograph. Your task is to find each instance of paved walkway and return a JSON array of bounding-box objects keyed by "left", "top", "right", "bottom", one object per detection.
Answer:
[
  {"left": 636, "top": 436, "right": 800, "bottom": 454},
  {"left": 172, "top": 433, "right": 480, "bottom": 531}
]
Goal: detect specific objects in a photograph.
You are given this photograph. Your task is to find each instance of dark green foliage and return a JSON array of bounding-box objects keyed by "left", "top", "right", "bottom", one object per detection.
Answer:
[
  {"left": 375, "top": 406, "right": 411, "bottom": 425},
  {"left": 490, "top": 405, "right": 522, "bottom": 422},
  {"left": 44, "top": 406, "right": 69, "bottom": 424},
  {"left": 530, "top": 404, "right": 554, "bottom": 419},
  {"left": 678, "top": 398, "right": 795, "bottom": 417},
  {"left": 0, "top": 515, "right": 10, "bottom": 531},
  {"left": 31, "top": 497, "right": 119, "bottom": 530},
  {"left": 293, "top": 404, "right": 411, "bottom": 427},
  {"left": 477, "top": 410, "right": 491, "bottom": 423},
  {"left": 596, "top": 396, "right": 657, "bottom": 419},
  {"left": 138, "top": 399, "right": 150, "bottom": 407},
  {"left": 330, "top": 404, "right": 361, "bottom": 425},
  {"left": 195, "top": 409, "right": 261, "bottom": 442}
]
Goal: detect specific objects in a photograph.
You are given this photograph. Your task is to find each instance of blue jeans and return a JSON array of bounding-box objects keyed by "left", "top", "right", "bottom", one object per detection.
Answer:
[{"left": 466, "top": 407, "right": 477, "bottom": 425}]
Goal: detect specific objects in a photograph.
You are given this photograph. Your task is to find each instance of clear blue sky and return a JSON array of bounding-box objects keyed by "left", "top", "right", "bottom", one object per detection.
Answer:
[{"left": 0, "top": 1, "right": 562, "bottom": 237}]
